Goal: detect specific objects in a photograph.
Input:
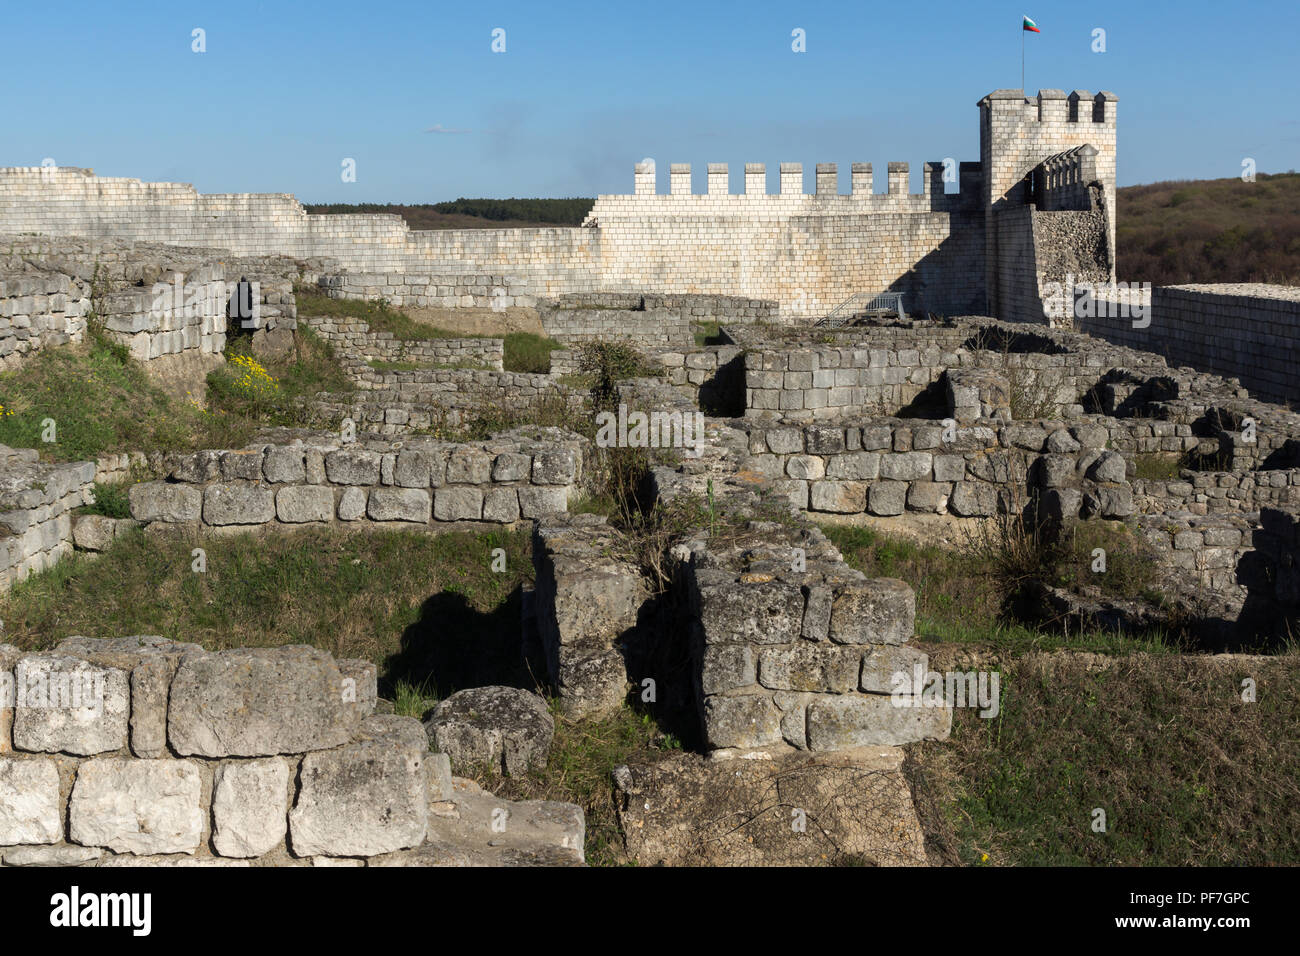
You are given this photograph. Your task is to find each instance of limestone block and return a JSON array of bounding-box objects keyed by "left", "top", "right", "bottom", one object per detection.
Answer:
[
  {"left": 806, "top": 695, "right": 951, "bottom": 750},
  {"left": 69, "top": 758, "right": 204, "bottom": 855},
  {"left": 704, "top": 693, "right": 782, "bottom": 750},
  {"left": 426, "top": 686, "right": 554, "bottom": 776},
  {"left": 0, "top": 757, "right": 62, "bottom": 845},
  {"left": 367, "top": 487, "right": 431, "bottom": 522},
  {"left": 211, "top": 757, "right": 290, "bottom": 858},
  {"left": 276, "top": 484, "right": 334, "bottom": 523},
  {"left": 289, "top": 716, "right": 428, "bottom": 857},
  {"left": 168, "top": 647, "right": 359, "bottom": 757},
  {"left": 128, "top": 481, "right": 201, "bottom": 522},
  {"left": 829, "top": 579, "right": 915, "bottom": 645},
  {"left": 12, "top": 655, "right": 130, "bottom": 755},
  {"left": 203, "top": 483, "right": 275, "bottom": 525}
]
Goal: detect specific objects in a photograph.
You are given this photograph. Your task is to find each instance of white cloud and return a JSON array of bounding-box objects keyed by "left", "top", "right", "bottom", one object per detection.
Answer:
[{"left": 424, "top": 124, "right": 471, "bottom": 134}]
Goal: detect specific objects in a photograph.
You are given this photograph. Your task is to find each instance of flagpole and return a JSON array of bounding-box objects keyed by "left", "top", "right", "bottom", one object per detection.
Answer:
[{"left": 1021, "top": 21, "right": 1025, "bottom": 92}]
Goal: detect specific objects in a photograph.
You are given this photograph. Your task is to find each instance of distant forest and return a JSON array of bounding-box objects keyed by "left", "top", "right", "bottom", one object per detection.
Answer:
[
  {"left": 302, "top": 198, "right": 594, "bottom": 230},
  {"left": 306, "top": 172, "right": 1300, "bottom": 287},
  {"left": 1116, "top": 172, "right": 1300, "bottom": 285}
]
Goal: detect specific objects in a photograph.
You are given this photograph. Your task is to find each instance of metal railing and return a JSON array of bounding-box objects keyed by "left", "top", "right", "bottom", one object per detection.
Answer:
[{"left": 814, "top": 291, "right": 907, "bottom": 327}]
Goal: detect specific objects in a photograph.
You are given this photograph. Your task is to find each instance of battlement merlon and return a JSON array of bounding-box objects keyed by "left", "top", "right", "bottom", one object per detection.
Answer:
[
  {"left": 612, "top": 159, "right": 978, "bottom": 202},
  {"left": 978, "top": 88, "right": 1118, "bottom": 125}
]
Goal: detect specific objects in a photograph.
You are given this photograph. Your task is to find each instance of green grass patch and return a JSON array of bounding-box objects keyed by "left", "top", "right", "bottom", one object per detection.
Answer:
[
  {"left": 693, "top": 321, "right": 725, "bottom": 346},
  {"left": 1132, "top": 452, "right": 1186, "bottom": 481},
  {"left": 0, "top": 336, "right": 201, "bottom": 461},
  {"left": 907, "top": 651, "right": 1300, "bottom": 865},
  {"left": 294, "top": 289, "right": 466, "bottom": 340},
  {"left": 503, "top": 331, "right": 560, "bottom": 373},
  {"left": 79, "top": 480, "right": 132, "bottom": 519},
  {"left": 0, "top": 525, "right": 534, "bottom": 696},
  {"left": 470, "top": 703, "right": 682, "bottom": 865},
  {"left": 821, "top": 522, "right": 1172, "bottom": 655}
]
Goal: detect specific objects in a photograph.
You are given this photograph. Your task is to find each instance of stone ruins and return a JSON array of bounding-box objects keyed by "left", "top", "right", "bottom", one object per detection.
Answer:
[{"left": 1, "top": 86, "right": 1298, "bottom": 865}]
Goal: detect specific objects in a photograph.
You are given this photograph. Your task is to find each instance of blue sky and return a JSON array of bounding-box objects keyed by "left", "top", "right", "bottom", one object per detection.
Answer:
[{"left": 4, "top": 0, "right": 1297, "bottom": 201}]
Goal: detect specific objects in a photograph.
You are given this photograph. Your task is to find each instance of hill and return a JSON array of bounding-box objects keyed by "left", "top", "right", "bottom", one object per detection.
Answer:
[{"left": 1116, "top": 171, "right": 1300, "bottom": 285}]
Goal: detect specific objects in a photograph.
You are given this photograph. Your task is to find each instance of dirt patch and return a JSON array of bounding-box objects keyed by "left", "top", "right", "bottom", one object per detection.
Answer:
[{"left": 403, "top": 306, "right": 545, "bottom": 337}]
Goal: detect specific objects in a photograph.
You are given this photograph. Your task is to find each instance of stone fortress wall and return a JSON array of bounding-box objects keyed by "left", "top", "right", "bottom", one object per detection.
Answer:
[
  {"left": 0, "top": 87, "right": 1112, "bottom": 322},
  {"left": 0, "top": 638, "right": 584, "bottom": 866}
]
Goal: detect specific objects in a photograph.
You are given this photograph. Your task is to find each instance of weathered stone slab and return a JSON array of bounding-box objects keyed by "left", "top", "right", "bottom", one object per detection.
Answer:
[
  {"left": 828, "top": 579, "right": 915, "bottom": 645},
  {"left": 69, "top": 758, "right": 204, "bottom": 855},
  {"left": 12, "top": 655, "right": 130, "bottom": 755},
  {"left": 203, "top": 483, "right": 275, "bottom": 525},
  {"left": 368, "top": 487, "right": 430, "bottom": 522},
  {"left": 698, "top": 581, "right": 804, "bottom": 645},
  {"left": 276, "top": 484, "right": 334, "bottom": 523},
  {"left": 168, "top": 647, "right": 359, "bottom": 757},
  {"left": 703, "top": 693, "right": 782, "bottom": 749},
  {"left": 426, "top": 686, "right": 554, "bottom": 776},
  {"left": 0, "top": 757, "right": 62, "bottom": 845},
  {"left": 288, "top": 716, "right": 428, "bottom": 857},
  {"left": 806, "top": 694, "right": 951, "bottom": 750},
  {"left": 212, "top": 757, "right": 290, "bottom": 858},
  {"left": 433, "top": 486, "right": 482, "bottom": 521},
  {"left": 614, "top": 747, "right": 927, "bottom": 866},
  {"left": 758, "top": 644, "right": 860, "bottom": 692},
  {"left": 128, "top": 482, "right": 201, "bottom": 522},
  {"left": 324, "top": 448, "right": 381, "bottom": 484}
]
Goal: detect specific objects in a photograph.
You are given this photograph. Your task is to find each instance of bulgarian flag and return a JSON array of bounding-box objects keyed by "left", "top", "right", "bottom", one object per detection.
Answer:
[{"left": 1023, "top": 16, "right": 1041, "bottom": 33}]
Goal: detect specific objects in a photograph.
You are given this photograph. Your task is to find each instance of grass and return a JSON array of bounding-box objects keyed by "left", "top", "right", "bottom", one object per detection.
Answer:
[
  {"left": 907, "top": 650, "right": 1300, "bottom": 865},
  {"left": 503, "top": 331, "right": 560, "bottom": 373},
  {"left": 821, "top": 522, "right": 1173, "bottom": 655},
  {"left": 0, "top": 333, "right": 201, "bottom": 461},
  {"left": 469, "top": 703, "right": 682, "bottom": 866},
  {"left": 0, "top": 322, "right": 354, "bottom": 461},
  {"left": 294, "top": 289, "right": 464, "bottom": 341},
  {"left": 0, "top": 524, "right": 534, "bottom": 697},
  {"left": 296, "top": 289, "right": 562, "bottom": 374},
  {"left": 79, "top": 480, "right": 132, "bottom": 519},
  {"left": 1132, "top": 452, "right": 1186, "bottom": 480},
  {"left": 693, "top": 321, "right": 725, "bottom": 346}
]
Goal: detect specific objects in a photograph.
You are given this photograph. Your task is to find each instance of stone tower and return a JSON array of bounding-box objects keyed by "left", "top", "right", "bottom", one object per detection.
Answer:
[{"left": 979, "top": 88, "right": 1118, "bottom": 317}]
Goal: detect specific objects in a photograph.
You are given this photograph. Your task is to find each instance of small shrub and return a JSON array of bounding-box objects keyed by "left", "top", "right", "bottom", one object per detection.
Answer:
[
  {"left": 83, "top": 481, "right": 132, "bottom": 519},
  {"left": 577, "top": 340, "right": 657, "bottom": 410}
]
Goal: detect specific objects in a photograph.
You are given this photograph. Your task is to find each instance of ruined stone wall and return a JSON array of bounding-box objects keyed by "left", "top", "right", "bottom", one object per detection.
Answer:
[
  {"left": 298, "top": 315, "right": 504, "bottom": 370},
  {"left": 739, "top": 418, "right": 1133, "bottom": 520},
  {"left": 0, "top": 268, "right": 88, "bottom": 370},
  {"left": 1133, "top": 470, "right": 1300, "bottom": 516},
  {"left": 1077, "top": 285, "right": 1300, "bottom": 405},
  {"left": 317, "top": 271, "right": 536, "bottom": 310},
  {"left": 0, "top": 638, "right": 570, "bottom": 866},
  {"left": 314, "top": 367, "right": 581, "bottom": 436},
  {"left": 741, "top": 339, "right": 1165, "bottom": 422},
  {"left": 0, "top": 447, "right": 97, "bottom": 592},
  {"left": 538, "top": 306, "right": 693, "bottom": 349},
  {"left": 681, "top": 522, "right": 951, "bottom": 753},
  {"left": 127, "top": 431, "right": 583, "bottom": 529}
]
